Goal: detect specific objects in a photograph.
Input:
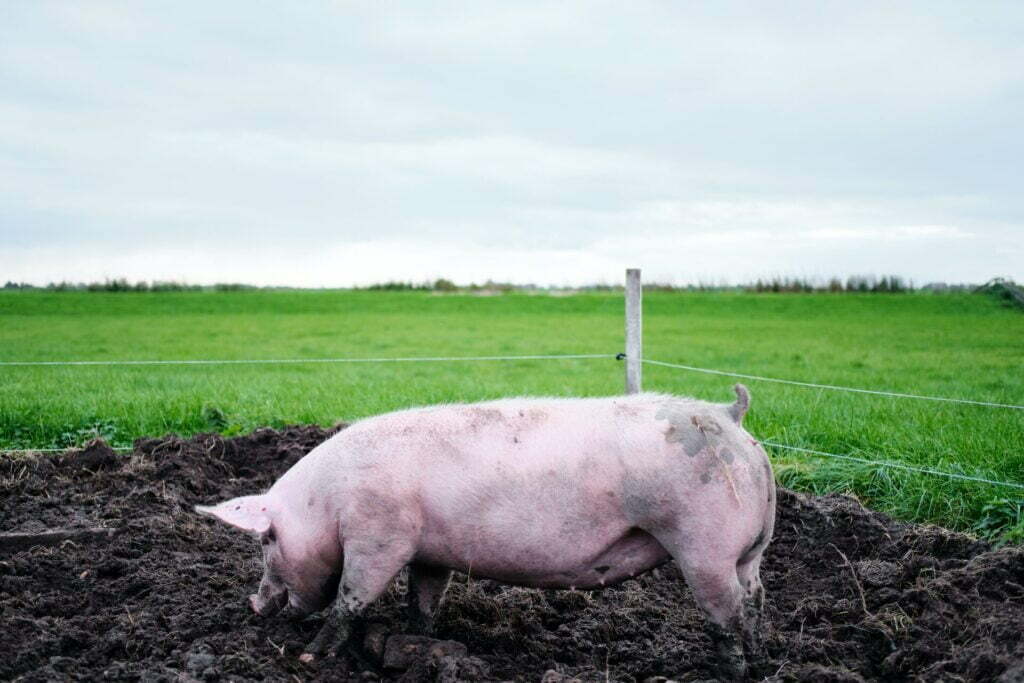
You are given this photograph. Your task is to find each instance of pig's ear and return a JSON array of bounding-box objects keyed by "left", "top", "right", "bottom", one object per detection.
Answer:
[{"left": 195, "top": 495, "right": 272, "bottom": 534}]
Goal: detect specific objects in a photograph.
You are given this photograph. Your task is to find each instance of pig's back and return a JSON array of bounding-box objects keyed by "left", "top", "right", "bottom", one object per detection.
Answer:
[
  {"left": 322, "top": 392, "right": 766, "bottom": 508},
  {"left": 299, "top": 393, "right": 766, "bottom": 498},
  {"left": 338, "top": 393, "right": 683, "bottom": 470}
]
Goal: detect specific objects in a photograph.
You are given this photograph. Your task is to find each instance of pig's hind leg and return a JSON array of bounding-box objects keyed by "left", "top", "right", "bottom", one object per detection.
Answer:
[
  {"left": 734, "top": 544, "right": 767, "bottom": 653},
  {"left": 301, "top": 538, "right": 416, "bottom": 662},
  {"left": 407, "top": 563, "right": 452, "bottom": 635},
  {"left": 651, "top": 530, "right": 753, "bottom": 679}
]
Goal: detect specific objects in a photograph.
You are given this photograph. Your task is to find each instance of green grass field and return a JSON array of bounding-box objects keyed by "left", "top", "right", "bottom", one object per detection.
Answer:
[{"left": 2, "top": 289, "right": 1023, "bottom": 541}]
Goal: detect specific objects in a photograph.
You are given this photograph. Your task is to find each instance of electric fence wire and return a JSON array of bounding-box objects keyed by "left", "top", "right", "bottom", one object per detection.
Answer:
[
  {"left": 642, "top": 358, "right": 1024, "bottom": 410},
  {"left": 0, "top": 353, "right": 616, "bottom": 367},
  {"left": 763, "top": 442, "right": 1024, "bottom": 491}
]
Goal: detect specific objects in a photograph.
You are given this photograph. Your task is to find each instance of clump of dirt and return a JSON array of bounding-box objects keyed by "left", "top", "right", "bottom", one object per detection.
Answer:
[{"left": 1, "top": 427, "right": 1022, "bottom": 681}]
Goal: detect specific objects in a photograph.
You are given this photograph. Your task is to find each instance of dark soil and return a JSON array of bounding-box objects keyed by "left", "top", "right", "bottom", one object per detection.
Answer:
[{"left": 1, "top": 427, "right": 1022, "bottom": 682}]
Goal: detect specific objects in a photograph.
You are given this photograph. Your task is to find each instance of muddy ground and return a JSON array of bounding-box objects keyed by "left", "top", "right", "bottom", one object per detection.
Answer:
[{"left": 1, "top": 427, "right": 1022, "bottom": 682}]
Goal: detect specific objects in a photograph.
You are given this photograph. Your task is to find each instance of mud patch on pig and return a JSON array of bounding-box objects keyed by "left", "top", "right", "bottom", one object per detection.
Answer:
[
  {"left": 657, "top": 404, "right": 731, "bottom": 461},
  {"left": 657, "top": 409, "right": 706, "bottom": 458},
  {"left": 2, "top": 428, "right": 1023, "bottom": 682}
]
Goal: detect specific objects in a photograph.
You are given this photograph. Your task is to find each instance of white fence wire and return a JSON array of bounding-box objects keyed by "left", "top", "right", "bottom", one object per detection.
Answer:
[
  {"left": 640, "top": 358, "right": 1023, "bottom": 490},
  {"left": 0, "top": 354, "right": 612, "bottom": 456},
  {"left": 762, "top": 442, "right": 1024, "bottom": 491},
  {"left": 2, "top": 351, "right": 1022, "bottom": 492},
  {"left": 2, "top": 446, "right": 135, "bottom": 454},
  {"left": 5, "top": 352, "right": 1018, "bottom": 409},
  {"left": 641, "top": 358, "right": 1024, "bottom": 410},
  {"left": 0, "top": 353, "right": 616, "bottom": 367}
]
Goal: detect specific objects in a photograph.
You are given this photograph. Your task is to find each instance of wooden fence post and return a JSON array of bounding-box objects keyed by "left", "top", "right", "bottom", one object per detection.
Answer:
[{"left": 625, "top": 268, "right": 642, "bottom": 394}]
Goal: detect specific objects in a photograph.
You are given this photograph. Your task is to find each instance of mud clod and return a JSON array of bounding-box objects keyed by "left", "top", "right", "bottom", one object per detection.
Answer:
[
  {"left": 365, "top": 622, "right": 392, "bottom": 660},
  {"left": 185, "top": 650, "right": 217, "bottom": 678},
  {"left": 1, "top": 428, "right": 1022, "bottom": 681},
  {"left": 383, "top": 635, "right": 467, "bottom": 670},
  {"left": 60, "top": 438, "right": 119, "bottom": 472}
]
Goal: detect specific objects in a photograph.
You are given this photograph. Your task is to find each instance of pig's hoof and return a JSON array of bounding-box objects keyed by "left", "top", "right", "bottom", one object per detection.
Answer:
[
  {"left": 304, "top": 611, "right": 353, "bottom": 660},
  {"left": 298, "top": 653, "right": 315, "bottom": 664}
]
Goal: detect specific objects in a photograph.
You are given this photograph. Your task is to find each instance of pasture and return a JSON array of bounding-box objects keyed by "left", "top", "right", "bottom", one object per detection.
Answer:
[
  {"left": 2, "top": 288, "right": 1022, "bottom": 540},
  {"left": 3, "top": 288, "right": 1024, "bottom": 680}
]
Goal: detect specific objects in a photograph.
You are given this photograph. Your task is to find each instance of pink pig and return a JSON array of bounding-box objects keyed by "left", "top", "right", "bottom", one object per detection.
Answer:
[{"left": 196, "top": 385, "right": 775, "bottom": 676}]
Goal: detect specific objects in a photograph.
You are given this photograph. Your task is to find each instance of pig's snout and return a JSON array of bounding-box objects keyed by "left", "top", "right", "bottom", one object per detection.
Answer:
[{"left": 249, "top": 587, "right": 288, "bottom": 617}]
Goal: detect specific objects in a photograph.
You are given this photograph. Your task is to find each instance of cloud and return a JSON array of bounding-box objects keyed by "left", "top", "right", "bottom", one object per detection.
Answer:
[
  {"left": 1, "top": 1, "right": 1022, "bottom": 284},
  {"left": 804, "top": 226, "right": 974, "bottom": 241}
]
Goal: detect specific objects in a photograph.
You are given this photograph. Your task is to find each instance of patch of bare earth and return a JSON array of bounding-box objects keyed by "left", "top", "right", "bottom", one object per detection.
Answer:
[{"left": 1, "top": 428, "right": 1022, "bottom": 681}]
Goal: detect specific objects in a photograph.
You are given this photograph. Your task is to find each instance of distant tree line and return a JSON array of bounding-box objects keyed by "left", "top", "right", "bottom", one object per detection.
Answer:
[
  {"left": 348, "top": 275, "right": 990, "bottom": 294},
  {"left": 745, "top": 275, "right": 913, "bottom": 293},
  {"left": 363, "top": 278, "right": 528, "bottom": 292},
  {"left": 974, "top": 277, "right": 1024, "bottom": 309},
  {"left": 2, "top": 279, "right": 253, "bottom": 292},
  {"left": 2, "top": 276, "right": 1013, "bottom": 297}
]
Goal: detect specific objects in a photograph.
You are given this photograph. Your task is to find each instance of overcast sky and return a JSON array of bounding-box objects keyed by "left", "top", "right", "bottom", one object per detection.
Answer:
[{"left": 2, "top": 2, "right": 1022, "bottom": 287}]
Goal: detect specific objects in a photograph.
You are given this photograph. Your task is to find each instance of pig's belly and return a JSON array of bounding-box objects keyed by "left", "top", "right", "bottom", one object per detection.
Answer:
[{"left": 421, "top": 526, "right": 672, "bottom": 590}]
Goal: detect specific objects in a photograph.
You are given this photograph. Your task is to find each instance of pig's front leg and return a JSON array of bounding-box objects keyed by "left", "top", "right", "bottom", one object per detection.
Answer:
[
  {"left": 300, "top": 539, "right": 414, "bottom": 663},
  {"left": 407, "top": 563, "right": 452, "bottom": 635}
]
